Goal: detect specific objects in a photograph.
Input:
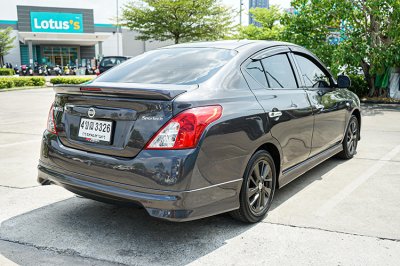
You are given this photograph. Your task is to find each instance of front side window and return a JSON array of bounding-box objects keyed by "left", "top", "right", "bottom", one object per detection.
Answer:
[
  {"left": 294, "top": 54, "right": 332, "bottom": 88},
  {"left": 261, "top": 54, "right": 298, "bottom": 88},
  {"left": 96, "top": 48, "right": 237, "bottom": 85}
]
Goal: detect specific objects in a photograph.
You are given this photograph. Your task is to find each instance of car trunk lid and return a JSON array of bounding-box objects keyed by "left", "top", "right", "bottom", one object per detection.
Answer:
[{"left": 53, "top": 82, "right": 196, "bottom": 158}]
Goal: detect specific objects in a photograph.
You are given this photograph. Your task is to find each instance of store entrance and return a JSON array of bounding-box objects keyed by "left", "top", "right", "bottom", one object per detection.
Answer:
[{"left": 41, "top": 46, "right": 79, "bottom": 67}]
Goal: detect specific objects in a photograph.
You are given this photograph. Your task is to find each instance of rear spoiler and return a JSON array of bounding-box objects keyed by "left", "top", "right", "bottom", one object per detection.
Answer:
[{"left": 53, "top": 82, "right": 198, "bottom": 101}]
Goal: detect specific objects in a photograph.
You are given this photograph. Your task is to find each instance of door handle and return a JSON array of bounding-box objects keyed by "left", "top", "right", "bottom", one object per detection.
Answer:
[{"left": 269, "top": 111, "right": 283, "bottom": 118}]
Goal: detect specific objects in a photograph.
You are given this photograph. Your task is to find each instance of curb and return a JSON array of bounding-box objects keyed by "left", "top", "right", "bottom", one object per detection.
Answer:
[
  {"left": 361, "top": 100, "right": 400, "bottom": 105},
  {"left": 0, "top": 86, "right": 49, "bottom": 93}
]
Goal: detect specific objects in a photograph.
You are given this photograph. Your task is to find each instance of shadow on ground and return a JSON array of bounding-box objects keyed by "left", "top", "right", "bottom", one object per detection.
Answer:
[
  {"left": 0, "top": 157, "right": 345, "bottom": 265},
  {"left": 361, "top": 103, "right": 400, "bottom": 116},
  {"left": 0, "top": 198, "right": 252, "bottom": 265}
]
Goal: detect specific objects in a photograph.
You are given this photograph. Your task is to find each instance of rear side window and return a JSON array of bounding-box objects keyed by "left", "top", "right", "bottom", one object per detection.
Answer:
[
  {"left": 261, "top": 54, "right": 297, "bottom": 88},
  {"left": 294, "top": 54, "right": 332, "bottom": 88},
  {"left": 96, "top": 48, "right": 237, "bottom": 85},
  {"left": 245, "top": 61, "right": 268, "bottom": 88}
]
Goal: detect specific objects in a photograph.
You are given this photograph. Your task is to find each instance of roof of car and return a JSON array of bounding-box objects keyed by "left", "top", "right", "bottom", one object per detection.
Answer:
[{"left": 162, "top": 40, "right": 293, "bottom": 50}]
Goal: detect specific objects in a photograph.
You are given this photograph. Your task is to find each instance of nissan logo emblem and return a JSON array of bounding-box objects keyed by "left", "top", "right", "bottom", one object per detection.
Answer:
[{"left": 88, "top": 108, "right": 96, "bottom": 118}]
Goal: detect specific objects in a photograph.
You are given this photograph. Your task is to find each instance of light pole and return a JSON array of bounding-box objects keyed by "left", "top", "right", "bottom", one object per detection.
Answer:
[
  {"left": 240, "top": 0, "right": 243, "bottom": 26},
  {"left": 116, "top": 0, "right": 120, "bottom": 56}
]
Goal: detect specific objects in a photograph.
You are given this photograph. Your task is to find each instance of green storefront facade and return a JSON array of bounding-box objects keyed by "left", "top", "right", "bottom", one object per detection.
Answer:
[{"left": 1, "top": 5, "right": 113, "bottom": 67}]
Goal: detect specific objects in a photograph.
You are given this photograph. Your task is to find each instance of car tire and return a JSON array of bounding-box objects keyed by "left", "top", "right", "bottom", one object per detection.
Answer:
[
  {"left": 337, "top": 115, "right": 359, "bottom": 160},
  {"left": 230, "top": 150, "right": 276, "bottom": 223}
]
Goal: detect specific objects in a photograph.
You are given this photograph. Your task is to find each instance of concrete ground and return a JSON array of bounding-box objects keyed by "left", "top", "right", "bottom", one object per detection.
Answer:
[{"left": 0, "top": 88, "right": 399, "bottom": 265}]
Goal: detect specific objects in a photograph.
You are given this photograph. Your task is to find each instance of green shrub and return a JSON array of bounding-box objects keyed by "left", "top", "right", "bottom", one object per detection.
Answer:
[
  {"left": 0, "top": 68, "right": 15, "bottom": 76},
  {"left": 0, "top": 78, "right": 14, "bottom": 89},
  {"left": 0, "top": 77, "right": 45, "bottom": 89},
  {"left": 348, "top": 74, "right": 369, "bottom": 97},
  {"left": 12, "top": 77, "right": 32, "bottom": 87},
  {"left": 11, "top": 77, "right": 45, "bottom": 87},
  {"left": 50, "top": 77, "right": 93, "bottom": 85},
  {"left": 30, "top": 77, "right": 46, "bottom": 86}
]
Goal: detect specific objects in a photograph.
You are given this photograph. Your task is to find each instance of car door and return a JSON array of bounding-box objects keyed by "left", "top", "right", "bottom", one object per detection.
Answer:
[
  {"left": 242, "top": 46, "right": 314, "bottom": 170},
  {"left": 290, "top": 49, "right": 347, "bottom": 156}
]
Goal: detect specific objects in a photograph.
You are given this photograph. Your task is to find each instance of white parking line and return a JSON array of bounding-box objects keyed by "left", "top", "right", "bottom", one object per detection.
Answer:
[
  {"left": 0, "top": 254, "right": 18, "bottom": 266},
  {"left": 315, "top": 144, "right": 400, "bottom": 217},
  {"left": 0, "top": 140, "right": 40, "bottom": 148}
]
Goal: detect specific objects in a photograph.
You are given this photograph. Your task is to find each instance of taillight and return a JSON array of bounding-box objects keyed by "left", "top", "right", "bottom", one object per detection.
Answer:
[
  {"left": 47, "top": 104, "right": 57, "bottom": 134},
  {"left": 145, "top": 105, "right": 222, "bottom": 150},
  {"left": 80, "top": 87, "right": 102, "bottom": 91}
]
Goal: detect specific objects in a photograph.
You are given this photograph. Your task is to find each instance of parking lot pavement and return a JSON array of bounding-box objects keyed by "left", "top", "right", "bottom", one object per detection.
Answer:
[
  {"left": 0, "top": 88, "right": 54, "bottom": 188},
  {"left": 1, "top": 88, "right": 400, "bottom": 265}
]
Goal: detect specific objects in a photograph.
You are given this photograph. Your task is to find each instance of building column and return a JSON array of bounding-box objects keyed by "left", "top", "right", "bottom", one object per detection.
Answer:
[
  {"left": 27, "top": 40, "right": 33, "bottom": 66},
  {"left": 98, "top": 41, "right": 103, "bottom": 58}
]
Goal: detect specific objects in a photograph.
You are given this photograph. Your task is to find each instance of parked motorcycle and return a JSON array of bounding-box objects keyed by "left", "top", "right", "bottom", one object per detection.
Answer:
[
  {"left": 28, "top": 66, "right": 34, "bottom": 76},
  {"left": 14, "top": 65, "right": 20, "bottom": 75},
  {"left": 87, "top": 68, "right": 94, "bottom": 75},
  {"left": 70, "top": 66, "right": 78, "bottom": 75},
  {"left": 43, "top": 65, "right": 49, "bottom": 76},
  {"left": 37, "top": 65, "right": 47, "bottom": 76},
  {"left": 53, "top": 65, "right": 62, "bottom": 76},
  {"left": 46, "top": 65, "right": 52, "bottom": 76},
  {"left": 63, "top": 65, "right": 71, "bottom": 75},
  {"left": 20, "top": 65, "right": 28, "bottom": 76}
]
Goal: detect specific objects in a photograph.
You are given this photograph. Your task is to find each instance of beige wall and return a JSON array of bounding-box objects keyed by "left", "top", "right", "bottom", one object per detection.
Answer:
[{"left": 121, "top": 29, "right": 173, "bottom": 57}]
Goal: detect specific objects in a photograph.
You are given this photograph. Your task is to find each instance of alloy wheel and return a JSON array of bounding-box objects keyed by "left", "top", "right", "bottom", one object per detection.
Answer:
[
  {"left": 247, "top": 159, "right": 273, "bottom": 215},
  {"left": 346, "top": 119, "right": 358, "bottom": 155}
]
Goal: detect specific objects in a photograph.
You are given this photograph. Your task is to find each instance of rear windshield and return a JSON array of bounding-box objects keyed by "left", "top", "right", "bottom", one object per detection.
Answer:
[
  {"left": 95, "top": 48, "right": 237, "bottom": 85},
  {"left": 100, "top": 57, "right": 127, "bottom": 67}
]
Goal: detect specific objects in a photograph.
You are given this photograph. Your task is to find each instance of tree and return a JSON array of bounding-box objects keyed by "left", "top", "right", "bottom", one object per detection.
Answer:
[
  {"left": 281, "top": 0, "right": 400, "bottom": 96},
  {"left": 334, "top": 0, "right": 400, "bottom": 96},
  {"left": 280, "top": 1, "right": 341, "bottom": 75},
  {"left": 238, "top": 5, "right": 284, "bottom": 40},
  {"left": 121, "top": 0, "right": 235, "bottom": 44},
  {"left": 0, "top": 27, "right": 15, "bottom": 66}
]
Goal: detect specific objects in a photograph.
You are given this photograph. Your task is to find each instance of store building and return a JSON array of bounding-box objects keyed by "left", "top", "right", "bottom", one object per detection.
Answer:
[{"left": 1, "top": 1, "right": 171, "bottom": 68}]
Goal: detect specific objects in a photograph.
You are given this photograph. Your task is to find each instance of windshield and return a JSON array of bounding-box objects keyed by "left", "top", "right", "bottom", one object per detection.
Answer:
[{"left": 96, "top": 48, "right": 237, "bottom": 85}]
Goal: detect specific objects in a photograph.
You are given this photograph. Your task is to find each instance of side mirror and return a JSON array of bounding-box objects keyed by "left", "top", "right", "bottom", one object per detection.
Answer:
[{"left": 337, "top": 75, "right": 351, "bottom": 88}]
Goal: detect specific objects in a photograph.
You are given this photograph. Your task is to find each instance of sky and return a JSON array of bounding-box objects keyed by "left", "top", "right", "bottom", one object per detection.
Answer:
[
  {"left": 269, "top": 0, "right": 292, "bottom": 8},
  {"left": 2, "top": 0, "right": 292, "bottom": 24}
]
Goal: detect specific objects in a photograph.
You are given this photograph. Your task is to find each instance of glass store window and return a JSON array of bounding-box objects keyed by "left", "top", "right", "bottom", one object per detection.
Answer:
[{"left": 41, "top": 46, "right": 78, "bottom": 67}]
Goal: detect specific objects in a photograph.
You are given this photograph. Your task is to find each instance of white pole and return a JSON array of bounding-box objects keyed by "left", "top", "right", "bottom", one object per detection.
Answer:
[
  {"left": 240, "top": 0, "right": 243, "bottom": 26},
  {"left": 116, "top": 0, "right": 120, "bottom": 56}
]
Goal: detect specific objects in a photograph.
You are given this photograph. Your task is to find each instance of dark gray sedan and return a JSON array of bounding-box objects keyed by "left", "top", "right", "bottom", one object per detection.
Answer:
[{"left": 38, "top": 40, "right": 361, "bottom": 223}]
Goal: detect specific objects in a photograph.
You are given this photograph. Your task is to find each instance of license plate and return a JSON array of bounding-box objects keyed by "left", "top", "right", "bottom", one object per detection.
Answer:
[{"left": 78, "top": 118, "right": 113, "bottom": 144}]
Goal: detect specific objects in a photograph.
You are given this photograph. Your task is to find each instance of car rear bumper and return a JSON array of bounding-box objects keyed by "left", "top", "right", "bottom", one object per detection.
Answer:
[
  {"left": 38, "top": 162, "right": 240, "bottom": 221},
  {"left": 38, "top": 132, "right": 242, "bottom": 221}
]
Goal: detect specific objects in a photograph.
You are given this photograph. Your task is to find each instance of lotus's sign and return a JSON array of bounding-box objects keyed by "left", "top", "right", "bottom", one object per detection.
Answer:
[{"left": 30, "top": 12, "right": 83, "bottom": 33}]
